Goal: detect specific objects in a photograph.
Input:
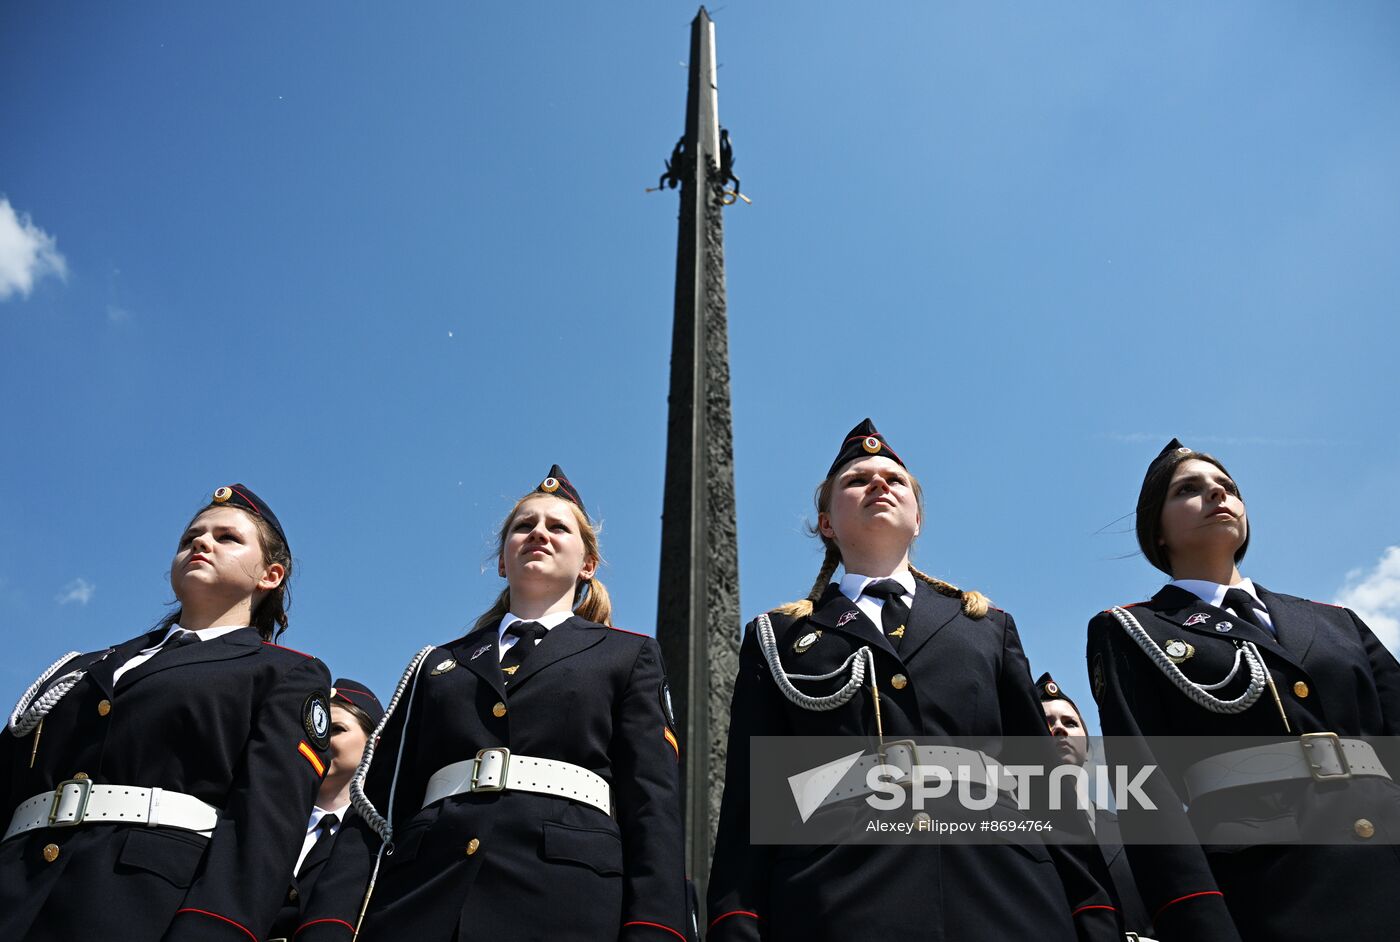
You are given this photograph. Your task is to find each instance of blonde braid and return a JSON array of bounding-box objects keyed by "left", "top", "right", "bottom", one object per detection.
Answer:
[
  {"left": 909, "top": 564, "right": 989, "bottom": 619},
  {"left": 773, "top": 544, "right": 841, "bottom": 618}
]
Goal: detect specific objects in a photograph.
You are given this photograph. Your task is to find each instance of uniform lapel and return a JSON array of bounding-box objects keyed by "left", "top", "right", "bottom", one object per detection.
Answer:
[
  {"left": 454, "top": 626, "right": 507, "bottom": 700},
  {"left": 896, "top": 582, "right": 964, "bottom": 662},
  {"left": 1150, "top": 586, "right": 1302, "bottom": 671},
  {"left": 1254, "top": 585, "right": 1318, "bottom": 664},
  {"left": 507, "top": 616, "right": 606, "bottom": 691},
  {"left": 806, "top": 586, "right": 898, "bottom": 661},
  {"left": 115, "top": 627, "right": 262, "bottom": 690},
  {"left": 85, "top": 631, "right": 156, "bottom": 698}
]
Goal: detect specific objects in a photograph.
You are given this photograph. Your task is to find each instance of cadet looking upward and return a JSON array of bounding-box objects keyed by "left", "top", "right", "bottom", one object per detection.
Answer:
[
  {"left": 1037, "top": 672, "right": 1153, "bottom": 937},
  {"left": 298, "top": 466, "right": 689, "bottom": 942},
  {"left": 1087, "top": 439, "right": 1400, "bottom": 942},
  {"left": 707, "top": 419, "right": 1121, "bottom": 942},
  {"left": 1, "top": 484, "right": 332, "bottom": 942}
]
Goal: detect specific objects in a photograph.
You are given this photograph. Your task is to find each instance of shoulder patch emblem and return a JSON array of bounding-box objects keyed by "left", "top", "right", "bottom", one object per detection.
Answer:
[
  {"left": 1091, "top": 654, "right": 1106, "bottom": 702},
  {"left": 431, "top": 658, "right": 458, "bottom": 675},
  {"left": 303, "top": 692, "right": 331, "bottom": 749}
]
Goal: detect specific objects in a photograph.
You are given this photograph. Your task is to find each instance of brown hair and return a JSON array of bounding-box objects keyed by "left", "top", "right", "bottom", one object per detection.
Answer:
[
  {"left": 1136, "top": 450, "right": 1249, "bottom": 576},
  {"left": 472, "top": 493, "right": 612, "bottom": 632},
  {"left": 774, "top": 468, "right": 989, "bottom": 619},
  {"left": 160, "top": 503, "right": 293, "bottom": 641},
  {"left": 331, "top": 698, "right": 376, "bottom": 738}
]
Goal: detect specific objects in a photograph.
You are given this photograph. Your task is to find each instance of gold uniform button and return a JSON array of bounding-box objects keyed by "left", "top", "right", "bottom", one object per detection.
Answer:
[
  {"left": 1354, "top": 818, "right": 1376, "bottom": 839},
  {"left": 97, "top": 700, "right": 112, "bottom": 717},
  {"left": 42, "top": 843, "right": 60, "bottom": 863},
  {"left": 890, "top": 674, "right": 908, "bottom": 691},
  {"left": 288, "top": 888, "right": 299, "bottom": 901},
  {"left": 491, "top": 702, "right": 507, "bottom": 718},
  {"left": 466, "top": 838, "right": 481, "bottom": 856},
  {"left": 1293, "top": 682, "right": 1310, "bottom": 699}
]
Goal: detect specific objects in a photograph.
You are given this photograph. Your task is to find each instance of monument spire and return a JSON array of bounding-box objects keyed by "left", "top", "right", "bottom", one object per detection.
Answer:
[{"left": 655, "top": 5, "right": 741, "bottom": 911}]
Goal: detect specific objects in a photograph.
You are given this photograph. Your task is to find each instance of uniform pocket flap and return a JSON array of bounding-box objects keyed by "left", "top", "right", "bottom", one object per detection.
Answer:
[
  {"left": 541, "top": 822, "right": 623, "bottom": 875},
  {"left": 117, "top": 827, "right": 208, "bottom": 888}
]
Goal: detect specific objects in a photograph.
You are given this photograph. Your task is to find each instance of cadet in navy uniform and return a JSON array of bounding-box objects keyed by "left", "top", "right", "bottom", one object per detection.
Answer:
[
  {"left": 299, "top": 467, "right": 688, "bottom": 942},
  {"left": 1037, "top": 672, "right": 1153, "bottom": 937},
  {"left": 1087, "top": 440, "right": 1400, "bottom": 942},
  {"left": 707, "top": 420, "right": 1120, "bottom": 942},
  {"left": 0, "top": 485, "right": 332, "bottom": 942},
  {"left": 267, "top": 679, "right": 384, "bottom": 942}
]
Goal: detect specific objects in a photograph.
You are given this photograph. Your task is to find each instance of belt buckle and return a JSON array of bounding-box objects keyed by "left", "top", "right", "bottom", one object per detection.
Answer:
[
  {"left": 877, "top": 739, "right": 919, "bottom": 785},
  {"left": 471, "top": 747, "right": 511, "bottom": 793},
  {"left": 1301, "top": 732, "right": 1352, "bottom": 781},
  {"left": 48, "top": 778, "right": 94, "bottom": 827}
]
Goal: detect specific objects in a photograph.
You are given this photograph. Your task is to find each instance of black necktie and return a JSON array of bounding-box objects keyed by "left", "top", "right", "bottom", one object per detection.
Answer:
[
  {"left": 157, "top": 630, "right": 200, "bottom": 657},
  {"left": 1223, "top": 588, "right": 1268, "bottom": 632},
  {"left": 298, "top": 812, "right": 339, "bottom": 876},
  {"left": 500, "top": 621, "right": 547, "bottom": 683},
  {"left": 863, "top": 580, "right": 910, "bottom": 648}
]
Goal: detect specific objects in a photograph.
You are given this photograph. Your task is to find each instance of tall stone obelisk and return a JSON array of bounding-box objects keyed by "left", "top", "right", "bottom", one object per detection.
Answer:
[{"left": 655, "top": 6, "right": 740, "bottom": 912}]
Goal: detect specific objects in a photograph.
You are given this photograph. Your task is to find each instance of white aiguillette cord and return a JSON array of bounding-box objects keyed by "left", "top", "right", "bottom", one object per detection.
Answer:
[{"left": 348, "top": 644, "right": 435, "bottom": 940}]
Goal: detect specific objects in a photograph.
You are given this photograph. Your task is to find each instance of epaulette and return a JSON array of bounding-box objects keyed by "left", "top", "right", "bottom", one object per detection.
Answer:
[
  {"left": 1105, "top": 601, "right": 1149, "bottom": 613},
  {"left": 608, "top": 625, "right": 649, "bottom": 638},
  {"left": 261, "top": 641, "right": 316, "bottom": 659},
  {"left": 1307, "top": 599, "right": 1345, "bottom": 609}
]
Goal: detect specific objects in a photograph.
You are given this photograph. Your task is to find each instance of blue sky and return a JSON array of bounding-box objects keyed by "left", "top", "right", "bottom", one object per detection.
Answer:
[{"left": 3, "top": 2, "right": 1398, "bottom": 731}]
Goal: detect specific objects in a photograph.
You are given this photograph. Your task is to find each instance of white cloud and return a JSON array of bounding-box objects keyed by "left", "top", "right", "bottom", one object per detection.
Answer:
[
  {"left": 56, "top": 578, "right": 95, "bottom": 606},
  {"left": 107, "top": 304, "right": 130, "bottom": 324},
  {"left": 1336, "top": 546, "right": 1400, "bottom": 654},
  {"left": 0, "top": 196, "right": 68, "bottom": 301}
]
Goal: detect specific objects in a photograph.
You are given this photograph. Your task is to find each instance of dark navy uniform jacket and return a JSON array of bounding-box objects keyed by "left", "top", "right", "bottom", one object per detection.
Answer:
[
  {"left": 707, "top": 582, "right": 1122, "bottom": 942},
  {"left": 267, "top": 807, "right": 355, "bottom": 941},
  {"left": 298, "top": 616, "right": 689, "bottom": 942},
  {"left": 1087, "top": 584, "right": 1400, "bottom": 942},
  {"left": 0, "top": 626, "right": 332, "bottom": 942}
]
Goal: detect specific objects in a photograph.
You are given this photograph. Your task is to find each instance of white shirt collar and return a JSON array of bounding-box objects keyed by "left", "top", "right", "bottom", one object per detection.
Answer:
[
  {"left": 306, "top": 802, "right": 349, "bottom": 836},
  {"left": 838, "top": 569, "right": 916, "bottom": 603},
  {"left": 1169, "top": 577, "right": 1261, "bottom": 611},
  {"left": 140, "top": 623, "right": 247, "bottom": 655},
  {"left": 498, "top": 609, "right": 574, "bottom": 641}
]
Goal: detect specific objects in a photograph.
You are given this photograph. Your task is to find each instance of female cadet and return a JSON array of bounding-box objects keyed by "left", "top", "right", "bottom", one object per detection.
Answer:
[
  {"left": 298, "top": 466, "right": 688, "bottom": 942},
  {"left": 707, "top": 420, "right": 1120, "bottom": 942},
  {"left": 0, "top": 484, "right": 332, "bottom": 942},
  {"left": 1087, "top": 439, "right": 1400, "bottom": 942},
  {"left": 268, "top": 679, "right": 385, "bottom": 942}
]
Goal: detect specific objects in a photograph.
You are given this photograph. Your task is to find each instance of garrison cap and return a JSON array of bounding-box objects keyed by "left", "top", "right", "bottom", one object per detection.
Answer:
[
  {"left": 535, "top": 464, "right": 586, "bottom": 515},
  {"left": 330, "top": 679, "right": 385, "bottom": 728},
  {"left": 1135, "top": 438, "right": 1248, "bottom": 575},
  {"left": 1035, "top": 672, "right": 1084, "bottom": 720},
  {"left": 210, "top": 483, "right": 288, "bottom": 549},
  {"left": 827, "top": 418, "right": 905, "bottom": 479}
]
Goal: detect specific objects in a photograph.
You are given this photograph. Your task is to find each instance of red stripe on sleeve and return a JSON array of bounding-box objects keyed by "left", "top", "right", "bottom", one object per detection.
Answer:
[
  {"left": 174, "top": 909, "right": 256, "bottom": 942},
  {"left": 709, "top": 910, "right": 762, "bottom": 930},
  {"left": 1071, "top": 904, "right": 1118, "bottom": 916},
  {"left": 622, "top": 920, "right": 687, "bottom": 940},
  {"left": 1155, "top": 889, "right": 1224, "bottom": 919},
  {"left": 295, "top": 917, "right": 357, "bottom": 936}
]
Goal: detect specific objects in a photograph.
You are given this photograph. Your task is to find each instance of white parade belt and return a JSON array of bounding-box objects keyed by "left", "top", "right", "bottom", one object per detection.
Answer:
[
  {"left": 423, "top": 748, "right": 611, "bottom": 816},
  {"left": 4, "top": 778, "right": 220, "bottom": 841},
  {"left": 1184, "top": 733, "right": 1391, "bottom": 802},
  {"left": 815, "top": 741, "right": 1016, "bottom": 812}
]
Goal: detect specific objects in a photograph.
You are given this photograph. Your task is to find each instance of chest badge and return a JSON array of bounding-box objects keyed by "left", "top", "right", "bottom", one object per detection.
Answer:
[
  {"left": 1185, "top": 613, "right": 1211, "bottom": 628},
  {"left": 1164, "top": 639, "right": 1195, "bottom": 664},
  {"left": 431, "top": 658, "right": 458, "bottom": 675},
  {"left": 794, "top": 630, "right": 822, "bottom": 654},
  {"left": 1214, "top": 621, "right": 1234, "bottom": 633},
  {"left": 470, "top": 643, "right": 493, "bottom": 661},
  {"left": 836, "top": 610, "right": 858, "bottom": 628}
]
